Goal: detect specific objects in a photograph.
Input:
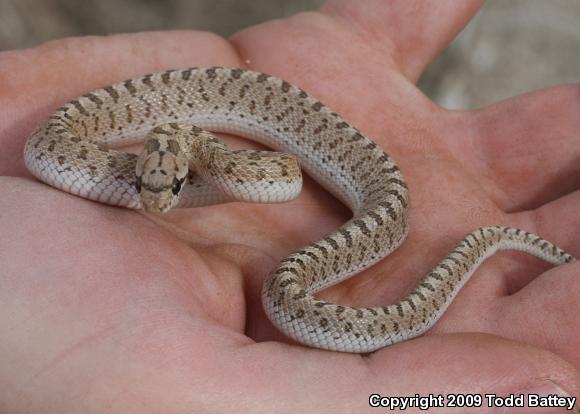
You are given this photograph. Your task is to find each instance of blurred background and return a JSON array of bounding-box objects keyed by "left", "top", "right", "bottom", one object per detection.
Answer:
[{"left": 0, "top": 0, "right": 578, "bottom": 109}]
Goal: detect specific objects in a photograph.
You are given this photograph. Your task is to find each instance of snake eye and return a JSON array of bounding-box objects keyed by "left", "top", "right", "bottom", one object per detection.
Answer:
[
  {"left": 171, "top": 177, "right": 184, "bottom": 195},
  {"left": 135, "top": 177, "right": 142, "bottom": 193}
]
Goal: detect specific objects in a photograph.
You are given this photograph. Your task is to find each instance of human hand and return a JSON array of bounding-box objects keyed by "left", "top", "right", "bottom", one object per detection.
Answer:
[{"left": 1, "top": 0, "right": 578, "bottom": 412}]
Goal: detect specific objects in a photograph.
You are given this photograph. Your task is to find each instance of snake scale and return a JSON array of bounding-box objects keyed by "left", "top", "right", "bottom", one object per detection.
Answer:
[{"left": 24, "top": 67, "right": 575, "bottom": 352}]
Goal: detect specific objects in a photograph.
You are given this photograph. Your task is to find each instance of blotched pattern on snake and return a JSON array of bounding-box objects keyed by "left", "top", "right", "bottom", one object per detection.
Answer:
[{"left": 24, "top": 67, "right": 575, "bottom": 352}]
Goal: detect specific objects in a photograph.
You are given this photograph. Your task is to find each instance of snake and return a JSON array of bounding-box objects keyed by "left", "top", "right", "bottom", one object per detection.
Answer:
[{"left": 24, "top": 67, "right": 575, "bottom": 353}]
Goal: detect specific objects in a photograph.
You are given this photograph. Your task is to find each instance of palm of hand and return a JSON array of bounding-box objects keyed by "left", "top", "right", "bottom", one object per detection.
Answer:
[{"left": 1, "top": 2, "right": 578, "bottom": 411}]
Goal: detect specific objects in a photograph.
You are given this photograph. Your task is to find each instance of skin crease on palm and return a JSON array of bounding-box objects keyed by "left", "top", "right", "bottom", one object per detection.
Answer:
[{"left": 0, "top": 0, "right": 579, "bottom": 412}]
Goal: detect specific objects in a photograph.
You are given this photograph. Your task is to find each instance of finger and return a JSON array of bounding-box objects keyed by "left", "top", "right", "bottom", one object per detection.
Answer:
[
  {"left": 233, "top": 0, "right": 483, "bottom": 82},
  {"left": 320, "top": 0, "right": 485, "bottom": 81},
  {"left": 230, "top": 1, "right": 478, "bottom": 156},
  {"left": 516, "top": 189, "right": 580, "bottom": 255},
  {"left": 251, "top": 336, "right": 580, "bottom": 412},
  {"left": 435, "top": 252, "right": 579, "bottom": 365},
  {"left": 0, "top": 31, "right": 242, "bottom": 177},
  {"left": 496, "top": 264, "right": 580, "bottom": 366},
  {"left": 369, "top": 335, "right": 580, "bottom": 406},
  {"left": 470, "top": 84, "right": 580, "bottom": 212}
]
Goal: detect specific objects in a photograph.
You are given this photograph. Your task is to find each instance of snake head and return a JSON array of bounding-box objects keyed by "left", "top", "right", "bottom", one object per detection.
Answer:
[{"left": 135, "top": 137, "right": 188, "bottom": 213}]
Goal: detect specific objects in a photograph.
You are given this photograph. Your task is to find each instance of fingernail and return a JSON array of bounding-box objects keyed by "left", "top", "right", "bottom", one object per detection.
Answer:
[{"left": 501, "top": 380, "right": 577, "bottom": 413}]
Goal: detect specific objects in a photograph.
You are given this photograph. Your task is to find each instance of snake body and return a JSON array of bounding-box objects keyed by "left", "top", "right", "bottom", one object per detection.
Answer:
[{"left": 24, "top": 67, "right": 575, "bottom": 352}]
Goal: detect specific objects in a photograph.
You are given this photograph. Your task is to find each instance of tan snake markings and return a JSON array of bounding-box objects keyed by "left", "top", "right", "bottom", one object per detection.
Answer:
[{"left": 24, "top": 67, "right": 575, "bottom": 352}]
